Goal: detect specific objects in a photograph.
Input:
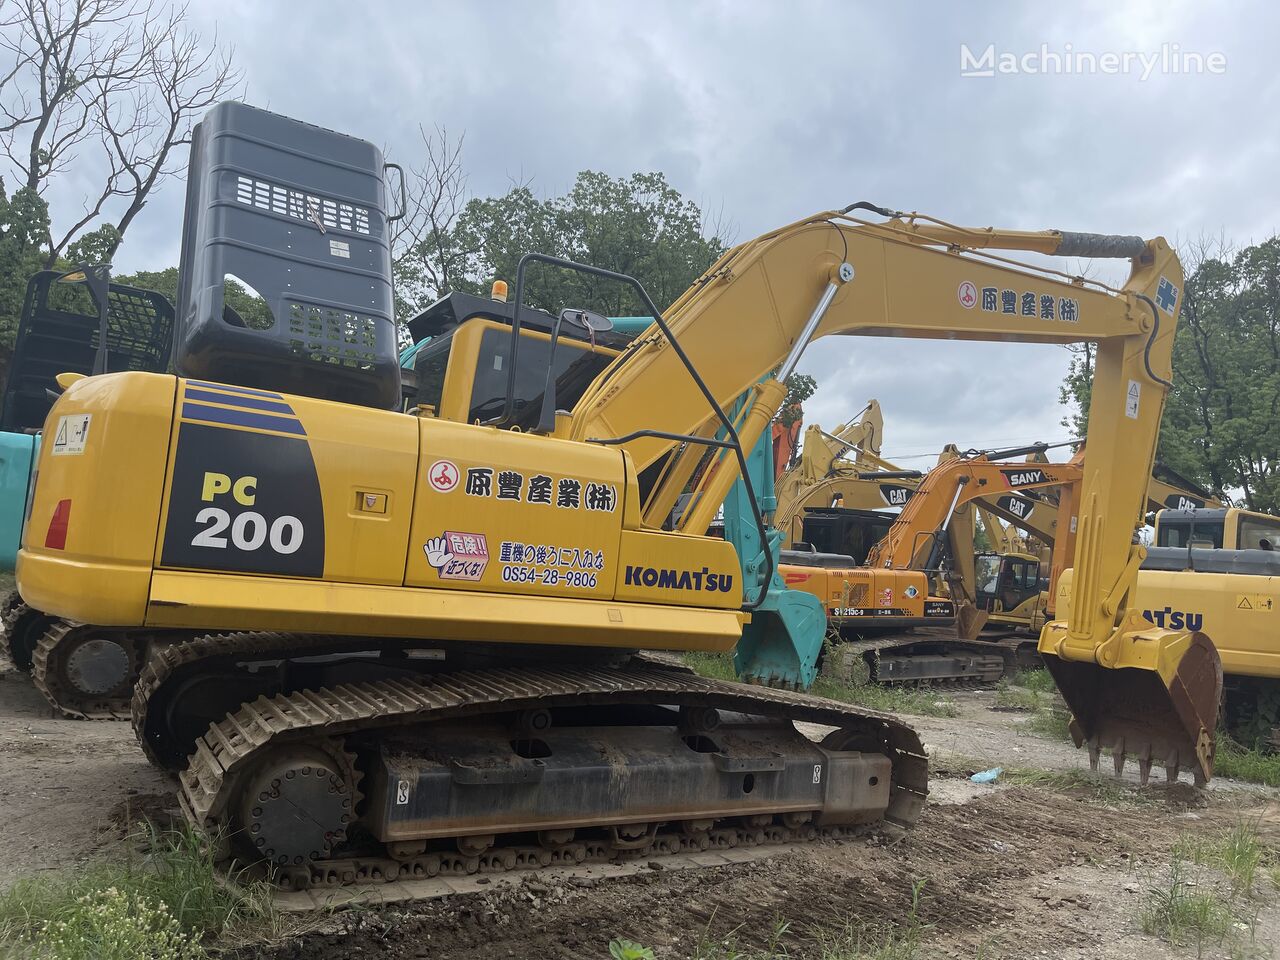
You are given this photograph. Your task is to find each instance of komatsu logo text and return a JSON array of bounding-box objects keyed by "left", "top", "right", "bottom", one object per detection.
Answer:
[
  {"left": 624, "top": 565, "right": 735, "bottom": 592},
  {"left": 1142, "top": 607, "right": 1204, "bottom": 631}
]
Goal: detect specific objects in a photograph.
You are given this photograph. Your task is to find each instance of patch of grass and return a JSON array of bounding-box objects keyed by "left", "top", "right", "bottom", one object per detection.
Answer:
[
  {"left": 690, "top": 880, "right": 931, "bottom": 960},
  {"left": 993, "top": 669, "right": 1072, "bottom": 740},
  {"left": 0, "top": 824, "right": 275, "bottom": 959},
  {"left": 1025, "top": 699, "right": 1073, "bottom": 742},
  {"left": 1140, "top": 851, "right": 1235, "bottom": 954},
  {"left": 1175, "top": 821, "right": 1265, "bottom": 899},
  {"left": 1213, "top": 735, "right": 1280, "bottom": 787},
  {"left": 1002, "top": 767, "right": 1151, "bottom": 807},
  {"left": 682, "top": 652, "right": 958, "bottom": 718},
  {"left": 811, "top": 676, "right": 957, "bottom": 719},
  {"left": 991, "top": 685, "right": 1041, "bottom": 712},
  {"left": 682, "top": 651, "right": 738, "bottom": 682},
  {"left": 1003, "top": 666, "right": 1056, "bottom": 693}
]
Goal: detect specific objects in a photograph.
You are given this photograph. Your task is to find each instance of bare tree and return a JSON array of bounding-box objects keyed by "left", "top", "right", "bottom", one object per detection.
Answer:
[
  {"left": 0, "top": 0, "right": 240, "bottom": 263},
  {"left": 391, "top": 123, "right": 467, "bottom": 308}
]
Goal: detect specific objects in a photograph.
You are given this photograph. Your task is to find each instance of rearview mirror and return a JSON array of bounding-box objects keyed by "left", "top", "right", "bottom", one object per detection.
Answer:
[{"left": 559, "top": 307, "right": 613, "bottom": 334}]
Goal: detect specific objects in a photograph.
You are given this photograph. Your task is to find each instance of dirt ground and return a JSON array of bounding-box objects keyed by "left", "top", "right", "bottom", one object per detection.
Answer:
[{"left": 1, "top": 661, "right": 1277, "bottom": 958}]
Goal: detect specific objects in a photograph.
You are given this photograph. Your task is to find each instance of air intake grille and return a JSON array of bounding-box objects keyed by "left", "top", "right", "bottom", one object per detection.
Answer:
[
  {"left": 287, "top": 301, "right": 378, "bottom": 371},
  {"left": 235, "top": 175, "right": 371, "bottom": 235}
]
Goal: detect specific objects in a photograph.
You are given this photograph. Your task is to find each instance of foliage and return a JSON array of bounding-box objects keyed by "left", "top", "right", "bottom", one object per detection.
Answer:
[
  {"left": 1140, "top": 852, "right": 1236, "bottom": 953},
  {"left": 608, "top": 940, "right": 656, "bottom": 960},
  {"left": 0, "top": 180, "right": 51, "bottom": 367},
  {"left": 30, "top": 886, "right": 205, "bottom": 960},
  {"left": 778, "top": 373, "right": 817, "bottom": 428},
  {"left": 1212, "top": 734, "right": 1280, "bottom": 786},
  {"left": 1175, "top": 821, "right": 1265, "bottom": 900},
  {"left": 114, "top": 266, "right": 272, "bottom": 331},
  {"left": 0, "top": 823, "right": 275, "bottom": 957},
  {"left": 397, "top": 169, "right": 728, "bottom": 320},
  {"left": 1059, "top": 236, "right": 1280, "bottom": 511},
  {"left": 0, "top": 0, "right": 240, "bottom": 263}
]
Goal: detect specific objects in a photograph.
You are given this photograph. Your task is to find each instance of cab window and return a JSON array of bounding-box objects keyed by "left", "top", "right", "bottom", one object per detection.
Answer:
[
  {"left": 1156, "top": 520, "right": 1223, "bottom": 549},
  {"left": 468, "top": 328, "right": 614, "bottom": 429},
  {"left": 1239, "top": 516, "right": 1280, "bottom": 550}
]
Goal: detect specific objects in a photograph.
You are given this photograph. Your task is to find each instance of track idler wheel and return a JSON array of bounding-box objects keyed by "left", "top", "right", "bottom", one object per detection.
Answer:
[
  {"left": 237, "top": 744, "right": 360, "bottom": 868},
  {"left": 32, "top": 623, "right": 141, "bottom": 719},
  {"left": 2, "top": 602, "right": 53, "bottom": 673}
]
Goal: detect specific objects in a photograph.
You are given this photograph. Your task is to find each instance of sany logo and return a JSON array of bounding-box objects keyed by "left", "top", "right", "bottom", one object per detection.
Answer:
[
  {"left": 1143, "top": 607, "right": 1204, "bottom": 631},
  {"left": 1001, "top": 468, "right": 1047, "bottom": 487}
]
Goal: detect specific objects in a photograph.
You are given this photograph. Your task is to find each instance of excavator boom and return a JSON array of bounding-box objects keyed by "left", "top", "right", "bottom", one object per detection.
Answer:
[{"left": 564, "top": 207, "right": 1219, "bottom": 780}]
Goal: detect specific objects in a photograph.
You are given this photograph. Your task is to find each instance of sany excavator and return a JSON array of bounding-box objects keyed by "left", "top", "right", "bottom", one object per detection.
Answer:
[{"left": 17, "top": 103, "right": 1218, "bottom": 886}]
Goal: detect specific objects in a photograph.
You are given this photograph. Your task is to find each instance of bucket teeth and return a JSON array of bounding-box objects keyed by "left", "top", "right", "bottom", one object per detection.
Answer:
[
  {"left": 1088, "top": 738, "right": 1100, "bottom": 772},
  {"left": 1164, "top": 749, "right": 1180, "bottom": 784},
  {"left": 1136, "top": 744, "right": 1153, "bottom": 786},
  {"left": 1112, "top": 742, "right": 1125, "bottom": 777}
]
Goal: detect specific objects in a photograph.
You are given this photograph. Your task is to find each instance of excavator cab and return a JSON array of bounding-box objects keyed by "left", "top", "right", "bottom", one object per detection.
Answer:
[
  {"left": 403, "top": 289, "right": 628, "bottom": 425},
  {"left": 974, "top": 552, "right": 1047, "bottom": 628}
]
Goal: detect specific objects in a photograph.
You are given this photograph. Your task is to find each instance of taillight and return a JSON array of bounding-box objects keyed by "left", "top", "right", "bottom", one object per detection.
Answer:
[{"left": 44, "top": 498, "right": 70, "bottom": 550}]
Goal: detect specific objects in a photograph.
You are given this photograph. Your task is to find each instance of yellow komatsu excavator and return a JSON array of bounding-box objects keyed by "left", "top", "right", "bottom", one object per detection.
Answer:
[{"left": 15, "top": 105, "right": 1220, "bottom": 885}]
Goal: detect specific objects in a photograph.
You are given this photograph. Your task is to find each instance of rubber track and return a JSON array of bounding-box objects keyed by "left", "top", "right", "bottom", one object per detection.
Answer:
[{"left": 176, "top": 662, "right": 929, "bottom": 842}]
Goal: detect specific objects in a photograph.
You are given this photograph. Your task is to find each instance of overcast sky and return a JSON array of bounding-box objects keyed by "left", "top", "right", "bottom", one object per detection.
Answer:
[{"left": 74, "top": 0, "right": 1278, "bottom": 463}]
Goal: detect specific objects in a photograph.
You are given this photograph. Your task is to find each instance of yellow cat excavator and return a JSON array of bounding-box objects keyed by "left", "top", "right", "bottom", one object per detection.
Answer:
[{"left": 16, "top": 103, "right": 1218, "bottom": 886}]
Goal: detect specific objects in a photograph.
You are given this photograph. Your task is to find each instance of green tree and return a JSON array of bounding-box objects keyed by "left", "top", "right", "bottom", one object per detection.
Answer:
[
  {"left": 398, "top": 170, "right": 728, "bottom": 323},
  {"left": 1059, "top": 237, "right": 1280, "bottom": 511},
  {"left": 778, "top": 372, "right": 816, "bottom": 429},
  {"left": 0, "top": 181, "right": 52, "bottom": 384}
]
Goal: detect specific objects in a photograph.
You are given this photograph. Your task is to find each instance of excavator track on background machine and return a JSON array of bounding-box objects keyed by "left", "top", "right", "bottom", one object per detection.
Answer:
[{"left": 18, "top": 102, "right": 1219, "bottom": 887}]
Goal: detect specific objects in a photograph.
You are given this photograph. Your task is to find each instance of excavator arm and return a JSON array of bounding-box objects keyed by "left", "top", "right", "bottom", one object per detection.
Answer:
[{"left": 564, "top": 206, "right": 1220, "bottom": 782}]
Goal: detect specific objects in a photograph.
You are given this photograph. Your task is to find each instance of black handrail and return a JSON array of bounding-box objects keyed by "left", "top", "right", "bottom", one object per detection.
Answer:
[{"left": 489, "top": 252, "right": 776, "bottom": 612}]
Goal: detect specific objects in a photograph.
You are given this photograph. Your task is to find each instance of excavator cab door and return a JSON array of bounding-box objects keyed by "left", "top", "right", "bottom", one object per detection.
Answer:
[{"left": 974, "top": 553, "right": 1040, "bottom": 612}]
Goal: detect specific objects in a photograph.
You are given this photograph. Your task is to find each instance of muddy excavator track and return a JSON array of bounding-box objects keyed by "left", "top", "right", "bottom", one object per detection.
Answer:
[
  {"left": 836, "top": 630, "right": 1041, "bottom": 687},
  {"left": 132, "top": 634, "right": 928, "bottom": 891},
  {"left": 30, "top": 621, "right": 161, "bottom": 720},
  {"left": 1, "top": 594, "right": 53, "bottom": 674}
]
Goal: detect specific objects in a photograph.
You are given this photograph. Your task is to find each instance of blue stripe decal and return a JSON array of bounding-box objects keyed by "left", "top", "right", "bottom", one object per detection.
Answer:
[
  {"left": 181, "top": 402, "right": 306, "bottom": 436},
  {"left": 185, "top": 380, "right": 283, "bottom": 400},
  {"left": 184, "top": 388, "right": 295, "bottom": 415}
]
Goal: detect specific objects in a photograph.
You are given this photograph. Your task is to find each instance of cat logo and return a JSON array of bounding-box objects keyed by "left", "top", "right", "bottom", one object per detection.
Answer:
[
  {"left": 879, "top": 484, "right": 915, "bottom": 508},
  {"left": 996, "top": 494, "right": 1035, "bottom": 521}
]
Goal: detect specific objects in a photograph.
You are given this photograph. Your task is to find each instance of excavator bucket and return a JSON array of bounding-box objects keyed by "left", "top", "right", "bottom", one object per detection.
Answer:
[
  {"left": 1040, "top": 621, "right": 1222, "bottom": 785},
  {"left": 956, "top": 601, "right": 989, "bottom": 641}
]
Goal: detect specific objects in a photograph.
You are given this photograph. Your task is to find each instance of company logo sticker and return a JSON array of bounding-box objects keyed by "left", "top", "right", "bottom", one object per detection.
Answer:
[{"left": 428, "top": 459, "right": 460, "bottom": 493}]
